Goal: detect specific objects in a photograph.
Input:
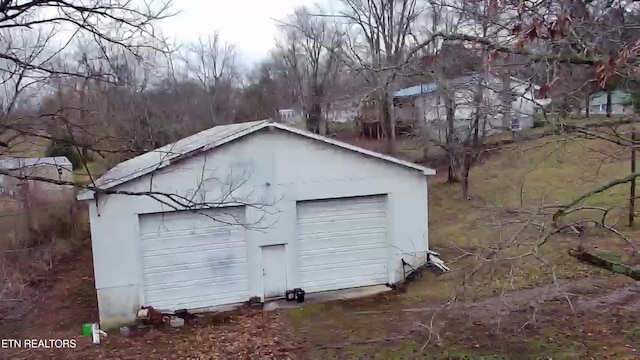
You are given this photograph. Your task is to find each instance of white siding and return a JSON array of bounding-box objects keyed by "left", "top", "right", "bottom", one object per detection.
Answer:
[
  {"left": 586, "top": 103, "right": 635, "bottom": 115},
  {"left": 87, "top": 129, "right": 429, "bottom": 328},
  {"left": 297, "top": 195, "right": 388, "bottom": 292},
  {"left": 138, "top": 207, "right": 248, "bottom": 310},
  {"left": 412, "top": 78, "right": 542, "bottom": 142}
]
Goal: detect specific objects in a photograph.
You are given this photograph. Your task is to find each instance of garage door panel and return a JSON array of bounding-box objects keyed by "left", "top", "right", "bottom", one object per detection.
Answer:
[
  {"left": 145, "top": 278, "right": 248, "bottom": 300},
  {"left": 140, "top": 228, "right": 236, "bottom": 243},
  {"left": 299, "top": 234, "right": 387, "bottom": 251},
  {"left": 298, "top": 207, "right": 387, "bottom": 220},
  {"left": 145, "top": 271, "right": 247, "bottom": 290},
  {"left": 298, "top": 220, "right": 386, "bottom": 235},
  {"left": 143, "top": 242, "right": 246, "bottom": 267},
  {"left": 299, "top": 263, "right": 387, "bottom": 280},
  {"left": 147, "top": 289, "right": 249, "bottom": 310},
  {"left": 299, "top": 249, "right": 387, "bottom": 266},
  {"left": 139, "top": 210, "right": 243, "bottom": 235},
  {"left": 143, "top": 260, "right": 247, "bottom": 283},
  {"left": 139, "top": 207, "right": 248, "bottom": 310},
  {"left": 297, "top": 197, "right": 386, "bottom": 216},
  {"left": 297, "top": 195, "right": 389, "bottom": 293}
]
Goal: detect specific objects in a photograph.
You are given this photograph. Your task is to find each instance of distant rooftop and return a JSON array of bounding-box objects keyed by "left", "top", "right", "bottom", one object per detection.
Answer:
[
  {"left": 0, "top": 156, "right": 72, "bottom": 170},
  {"left": 394, "top": 74, "right": 480, "bottom": 98},
  {"left": 589, "top": 90, "right": 633, "bottom": 106},
  {"left": 393, "top": 73, "right": 541, "bottom": 98}
]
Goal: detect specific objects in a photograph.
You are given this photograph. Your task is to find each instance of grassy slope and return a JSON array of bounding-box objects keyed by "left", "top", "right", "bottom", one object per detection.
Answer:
[
  {"left": 73, "top": 159, "right": 108, "bottom": 185},
  {"left": 2, "top": 135, "right": 51, "bottom": 158},
  {"left": 288, "top": 128, "right": 640, "bottom": 359}
]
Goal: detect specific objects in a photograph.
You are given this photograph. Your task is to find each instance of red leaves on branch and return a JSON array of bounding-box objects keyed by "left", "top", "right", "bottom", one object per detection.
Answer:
[
  {"left": 596, "top": 57, "right": 616, "bottom": 89},
  {"left": 616, "top": 49, "right": 630, "bottom": 68},
  {"left": 488, "top": 49, "right": 500, "bottom": 64},
  {"left": 548, "top": 15, "right": 572, "bottom": 40},
  {"left": 514, "top": 14, "right": 573, "bottom": 49},
  {"left": 420, "top": 55, "right": 430, "bottom": 68},
  {"left": 512, "top": 23, "right": 523, "bottom": 35},
  {"left": 524, "top": 20, "right": 543, "bottom": 41},
  {"left": 539, "top": 83, "right": 552, "bottom": 98},
  {"left": 596, "top": 42, "right": 640, "bottom": 89},
  {"left": 514, "top": 39, "right": 526, "bottom": 50}
]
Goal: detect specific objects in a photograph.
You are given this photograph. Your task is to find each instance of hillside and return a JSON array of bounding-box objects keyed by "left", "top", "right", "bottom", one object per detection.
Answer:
[{"left": 291, "top": 127, "right": 640, "bottom": 358}]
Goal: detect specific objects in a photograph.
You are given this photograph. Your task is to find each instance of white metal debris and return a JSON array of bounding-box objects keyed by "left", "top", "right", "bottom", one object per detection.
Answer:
[
  {"left": 169, "top": 316, "right": 185, "bottom": 328},
  {"left": 427, "top": 250, "right": 450, "bottom": 273}
]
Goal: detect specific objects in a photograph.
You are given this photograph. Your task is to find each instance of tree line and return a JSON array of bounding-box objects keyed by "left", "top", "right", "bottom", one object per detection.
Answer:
[{"left": 0, "top": 0, "right": 638, "bottom": 194}]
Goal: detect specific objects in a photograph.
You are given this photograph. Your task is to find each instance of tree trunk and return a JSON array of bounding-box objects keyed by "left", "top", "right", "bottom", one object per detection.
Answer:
[
  {"left": 321, "top": 103, "right": 330, "bottom": 135},
  {"left": 381, "top": 93, "right": 397, "bottom": 154},
  {"left": 559, "top": 95, "right": 568, "bottom": 119},
  {"left": 305, "top": 83, "right": 323, "bottom": 134},
  {"left": 436, "top": 57, "right": 459, "bottom": 184},
  {"left": 606, "top": 89, "right": 613, "bottom": 117},
  {"left": 585, "top": 93, "right": 590, "bottom": 117},
  {"left": 445, "top": 96, "right": 459, "bottom": 183},
  {"left": 448, "top": 158, "right": 458, "bottom": 184},
  {"left": 306, "top": 102, "right": 322, "bottom": 134},
  {"left": 461, "top": 161, "right": 471, "bottom": 200},
  {"left": 461, "top": 73, "right": 485, "bottom": 200},
  {"left": 500, "top": 67, "right": 512, "bottom": 131}
]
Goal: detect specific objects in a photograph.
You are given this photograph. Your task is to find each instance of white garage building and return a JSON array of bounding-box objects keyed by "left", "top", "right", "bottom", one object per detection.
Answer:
[{"left": 78, "top": 120, "right": 435, "bottom": 328}]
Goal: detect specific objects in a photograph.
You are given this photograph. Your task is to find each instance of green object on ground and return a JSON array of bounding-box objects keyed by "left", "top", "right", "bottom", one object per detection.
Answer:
[{"left": 82, "top": 323, "right": 94, "bottom": 337}]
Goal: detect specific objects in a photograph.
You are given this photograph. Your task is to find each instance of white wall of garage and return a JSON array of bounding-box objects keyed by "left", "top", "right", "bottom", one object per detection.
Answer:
[{"left": 87, "top": 129, "right": 430, "bottom": 328}]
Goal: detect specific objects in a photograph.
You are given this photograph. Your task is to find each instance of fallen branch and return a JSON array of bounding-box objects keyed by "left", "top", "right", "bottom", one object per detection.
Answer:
[
  {"left": 568, "top": 248, "right": 640, "bottom": 280},
  {"left": 554, "top": 171, "right": 640, "bottom": 221}
]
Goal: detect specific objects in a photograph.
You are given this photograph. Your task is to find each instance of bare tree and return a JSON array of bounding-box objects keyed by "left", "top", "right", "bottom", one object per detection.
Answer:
[
  {"left": 357, "top": 0, "right": 640, "bottom": 276},
  {"left": 180, "top": 33, "right": 239, "bottom": 125},
  {"left": 430, "top": 0, "right": 640, "bottom": 276},
  {"left": 0, "top": 0, "right": 172, "bottom": 157},
  {"left": 276, "top": 6, "right": 344, "bottom": 134},
  {"left": 339, "top": 0, "right": 424, "bottom": 153}
]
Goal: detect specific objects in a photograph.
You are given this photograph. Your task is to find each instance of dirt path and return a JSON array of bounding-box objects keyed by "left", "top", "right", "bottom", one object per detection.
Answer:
[
  {"left": 352, "top": 275, "right": 638, "bottom": 314},
  {"left": 291, "top": 275, "right": 640, "bottom": 358}
]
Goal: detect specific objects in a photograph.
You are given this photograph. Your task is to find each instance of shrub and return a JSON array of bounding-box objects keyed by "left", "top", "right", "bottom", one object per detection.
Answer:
[
  {"left": 45, "top": 139, "right": 83, "bottom": 170},
  {"left": 532, "top": 119, "right": 546, "bottom": 128},
  {"left": 0, "top": 198, "right": 90, "bottom": 332}
]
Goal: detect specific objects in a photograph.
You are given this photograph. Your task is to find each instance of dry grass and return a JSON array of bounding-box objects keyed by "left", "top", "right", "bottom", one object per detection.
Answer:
[
  {"left": 0, "top": 134, "right": 51, "bottom": 158},
  {"left": 288, "top": 131, "right": 640, "bottom": 358},
  {"left": 422, "top": 134, "right": 638, "bottom": 300},
  {"left": 0, "top": 198, "right": 90, "bottom": 337},
  {"left": 73, "top": 160, "right": 108, "bottom": 185}
]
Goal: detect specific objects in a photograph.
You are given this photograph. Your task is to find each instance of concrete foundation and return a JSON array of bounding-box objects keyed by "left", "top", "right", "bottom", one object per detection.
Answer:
[{"left": 263, "top": 285, "right": 391, "bottom": 311}]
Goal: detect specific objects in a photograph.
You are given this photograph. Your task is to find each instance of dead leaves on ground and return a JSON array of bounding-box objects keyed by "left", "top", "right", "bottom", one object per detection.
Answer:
[{"left": 8, "top": 311, "right": 299, "bottom": 360}]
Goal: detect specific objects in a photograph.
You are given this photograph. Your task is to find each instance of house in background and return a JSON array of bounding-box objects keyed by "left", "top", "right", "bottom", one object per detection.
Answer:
[
  {"left": 279, "top": 101, "right": 360, "bottom": 126},
  {"left": 393, "top": 73, "right": 551, "bottom": 142},
  {"left": 583, "top": 90, "right": 635, "bottom": 116},
  {"left": 325, "top": 98, "right": 360, "bottom": 123},
  {"left": 78, "top": 120, "right": 436, "bottom": 328},
  {"left": 277, "top": 108, "right": 304, "bottom": 125},
  {"left": 0, "top": 156, "right": 74, "bottom": 201}
]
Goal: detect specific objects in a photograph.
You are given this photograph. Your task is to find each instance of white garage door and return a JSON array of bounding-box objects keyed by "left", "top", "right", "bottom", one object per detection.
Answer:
[
  {"left": 138, "top": 207, "right": 248, "bottom": 311},
  {"left": 297, "top": 195, "right": 389, "bottom": 293}
]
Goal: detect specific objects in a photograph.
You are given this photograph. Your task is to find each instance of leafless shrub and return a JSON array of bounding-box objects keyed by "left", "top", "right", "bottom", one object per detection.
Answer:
[{"left": 0, "top": 194, "right": 89, "bottom": 332}]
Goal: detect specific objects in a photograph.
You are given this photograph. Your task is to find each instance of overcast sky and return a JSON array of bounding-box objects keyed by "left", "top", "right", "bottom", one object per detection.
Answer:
[{"left": 158, "top": 0, "right": 320, "bottom": 66}]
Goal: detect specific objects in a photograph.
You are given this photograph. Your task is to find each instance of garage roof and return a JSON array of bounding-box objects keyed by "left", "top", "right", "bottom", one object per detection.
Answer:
[{"left": 78, "top": 120, "right": 435, "bottom": 200}]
